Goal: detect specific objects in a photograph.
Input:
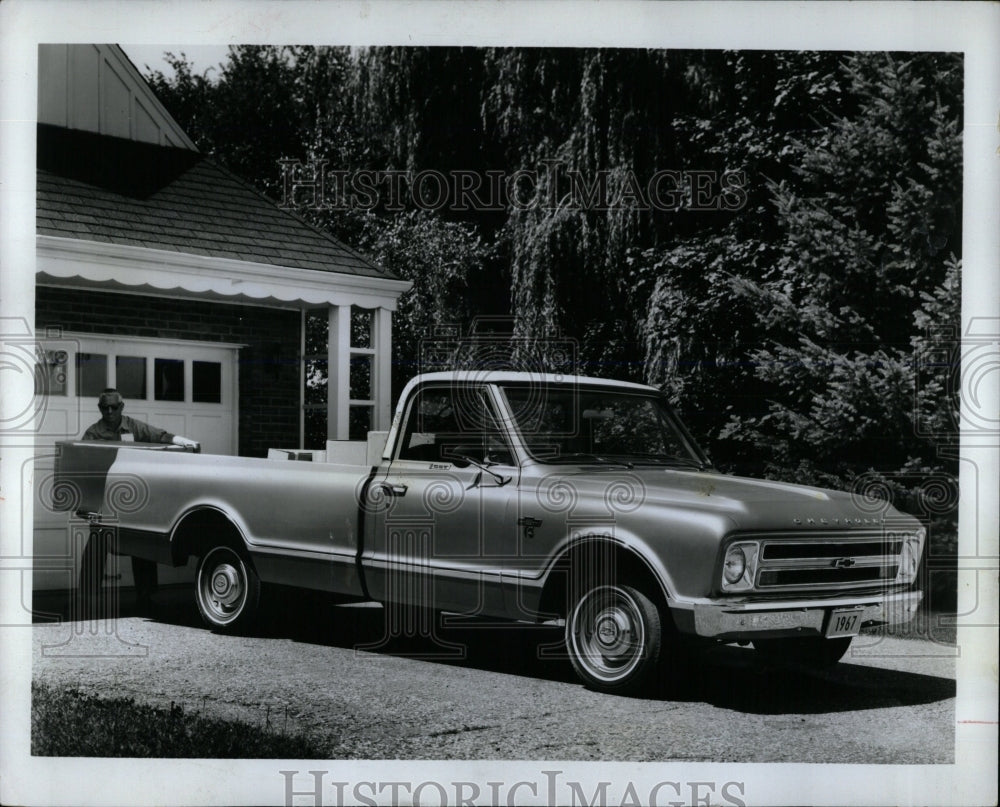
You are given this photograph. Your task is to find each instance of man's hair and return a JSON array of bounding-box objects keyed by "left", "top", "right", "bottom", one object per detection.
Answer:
[{"left": 98, "top": 388, "right": 123, "bottom": 403}]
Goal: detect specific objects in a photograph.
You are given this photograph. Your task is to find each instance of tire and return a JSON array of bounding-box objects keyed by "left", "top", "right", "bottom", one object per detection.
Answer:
[
  {"left": 195, "top": 545, "right": 261, "bottom": 633},
  {"left": 753, "top": 636, "right": 852, "bottom": 668},
  {"left": 565, "top": 584, "right": 663, "bottom": 694}
]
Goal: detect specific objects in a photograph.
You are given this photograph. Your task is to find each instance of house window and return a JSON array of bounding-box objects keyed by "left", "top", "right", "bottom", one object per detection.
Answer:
[
  {"left": 349, "top": 309, "right": 376, "bottom": 443},
  {"left": 351, "top": 308, "right": 373, "bottom": 349},
  {"left": 349, "top": 355, "right": 372, "bottom": 401},
  {"left": 303, "top": 309, "right": 329, "bottom": 448},
  {"left": 349, "top": 405, "right": 371, "bottom": 441},
  {"left": 301, "top": 306, "right": 384, "bottom": 447}
]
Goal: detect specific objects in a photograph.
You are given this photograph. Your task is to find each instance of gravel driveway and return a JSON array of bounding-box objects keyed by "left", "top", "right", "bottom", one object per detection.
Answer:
[{"left": 32, "top": 587, "right": 957, "bottom": 762}]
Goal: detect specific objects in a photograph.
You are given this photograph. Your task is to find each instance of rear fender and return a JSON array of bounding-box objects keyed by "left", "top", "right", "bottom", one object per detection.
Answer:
[{"left": 169, "top": 504, "right": 251, "bottom": 567}]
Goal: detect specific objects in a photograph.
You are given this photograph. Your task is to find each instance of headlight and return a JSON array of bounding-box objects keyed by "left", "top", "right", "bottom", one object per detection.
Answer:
[
  {"left": 723, "top": 547, "right": 746, "bottom": 583},
  {"left": 721, "top": 541, "right": 759, "bottom": 592},
  {"left": 895, "top": 529, "right": 925, "bottom": 584}
]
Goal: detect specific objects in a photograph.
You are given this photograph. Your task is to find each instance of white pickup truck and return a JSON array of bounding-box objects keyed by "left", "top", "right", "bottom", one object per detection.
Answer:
[{"left": 54, "top": 371, "right": 924, "bottom": 693}]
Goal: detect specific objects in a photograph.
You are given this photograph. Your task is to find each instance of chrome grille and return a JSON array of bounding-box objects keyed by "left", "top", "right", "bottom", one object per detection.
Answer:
[
  {"left": 756, "top": 534, "right": 902, "bottom": 591},
  {"left": 761, "top": 539, "right": 902, "bottom": 561}
]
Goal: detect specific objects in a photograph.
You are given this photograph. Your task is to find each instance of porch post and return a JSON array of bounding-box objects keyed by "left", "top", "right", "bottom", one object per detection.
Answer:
[
  {"left": 327, "top": 305, "right": 350, "bottom": 440},
  {"left": 373, "top": 307, "right": 393, "bottom": 429}
]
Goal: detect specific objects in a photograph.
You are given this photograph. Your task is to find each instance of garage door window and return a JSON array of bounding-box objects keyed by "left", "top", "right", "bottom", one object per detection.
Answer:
[
  {"left": 115, "top": 356, "right": 146, "bottom": 399},
  {"left": 34, "top": 349, "right": 68, "bottom": 396},
  {"left": 155, "top": 358, "right": 185, "bottom": 401},
  {"left": 193, "top": 360, "right": 222, "bottom": 403},
  {"left": 76, "top": 353, "right": 107, "bottom": 397},
  {"left": 38, "top": 348, "right": 228, "bottom": 408}
]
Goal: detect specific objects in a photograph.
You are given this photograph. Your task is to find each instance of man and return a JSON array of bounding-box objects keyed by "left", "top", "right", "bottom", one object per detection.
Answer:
[
  {"left": 79, "top": 389, "right": 199, "bottom": 614},
  {"left": 83, "top": 388, "right": 200, "bottom": 447}
]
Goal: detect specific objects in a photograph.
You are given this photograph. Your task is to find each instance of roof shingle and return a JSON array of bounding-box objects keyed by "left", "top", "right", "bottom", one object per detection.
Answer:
[{"left": 36, "top": 124, "right": 395, "bottom": 280}]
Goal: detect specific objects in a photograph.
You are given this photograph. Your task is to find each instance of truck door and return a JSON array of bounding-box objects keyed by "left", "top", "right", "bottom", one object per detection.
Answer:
[{"left": 363, "top": 384, "right": 517, "bottom": 617}]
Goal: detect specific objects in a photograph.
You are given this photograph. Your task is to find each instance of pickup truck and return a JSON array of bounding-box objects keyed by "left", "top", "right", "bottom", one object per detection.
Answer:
[{"left": 53, "top": 371, "right": 924, "bottom": 694}]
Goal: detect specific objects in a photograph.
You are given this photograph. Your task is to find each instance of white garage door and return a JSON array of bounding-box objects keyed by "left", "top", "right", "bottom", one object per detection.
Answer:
[{"left": 32, "top": 333, "right": 241, "bottom": 590}]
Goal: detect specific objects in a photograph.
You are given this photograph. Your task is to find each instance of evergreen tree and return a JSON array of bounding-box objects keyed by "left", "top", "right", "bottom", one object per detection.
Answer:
[{"left": 716, "top": 52, "right": 962, "bottom": 480}]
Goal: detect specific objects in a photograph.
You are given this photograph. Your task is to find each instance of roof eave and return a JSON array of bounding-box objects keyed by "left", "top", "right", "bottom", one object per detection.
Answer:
[{"left": 36, "top": 234, "right": 412, "bottom": 311}]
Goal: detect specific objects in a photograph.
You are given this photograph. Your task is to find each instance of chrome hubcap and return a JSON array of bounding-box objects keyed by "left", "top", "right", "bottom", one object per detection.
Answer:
[
  {"left": 199, "top": 549, "right": 247, "bottom": 623},
  {"left": 210, "top": 564, "right": 242, "bottom": 607},
  {"left": 594, "top": 608, "right": 632, "bottom": 658},
  {"left": 568, "top": 586, "right": 646, "bottom": 683}
]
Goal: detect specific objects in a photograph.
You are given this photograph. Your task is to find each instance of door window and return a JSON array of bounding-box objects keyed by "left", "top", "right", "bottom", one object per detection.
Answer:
[{"left": 398, "top": 386, "right": 512, "bottom": 465}]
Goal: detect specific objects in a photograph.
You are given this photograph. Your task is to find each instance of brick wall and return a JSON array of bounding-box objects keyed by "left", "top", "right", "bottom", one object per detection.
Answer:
[{"left": 37, "top": 287, "right": 301, "bottom": 457}]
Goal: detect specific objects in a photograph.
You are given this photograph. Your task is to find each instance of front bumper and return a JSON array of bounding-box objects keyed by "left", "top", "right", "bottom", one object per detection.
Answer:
[{"left": 688, "top": 589, "right": 922, "bottom": 640}]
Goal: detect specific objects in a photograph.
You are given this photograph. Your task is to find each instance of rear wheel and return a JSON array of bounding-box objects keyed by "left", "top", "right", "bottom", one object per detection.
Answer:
[
  {"left": 195, "top": 545, "right": 261, "bottom": 633},
  {"left": 566, "top": 584, "right": 663, "bottom": 694},
  {"left": 753, "top": 636, "right": 852, "bottom": 668}
]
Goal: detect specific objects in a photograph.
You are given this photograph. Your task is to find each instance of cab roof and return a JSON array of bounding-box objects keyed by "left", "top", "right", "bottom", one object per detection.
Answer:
[{"left": 401, "top": 371, "right": 659, "bottom": 398}]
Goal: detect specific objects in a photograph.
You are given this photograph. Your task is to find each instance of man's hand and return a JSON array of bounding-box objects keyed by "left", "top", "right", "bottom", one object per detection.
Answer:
[{"left": 171, "top": 435, "right": 200, "bottom": 450}]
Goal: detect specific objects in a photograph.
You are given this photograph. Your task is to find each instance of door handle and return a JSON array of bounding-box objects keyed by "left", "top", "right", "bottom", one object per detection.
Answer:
[{"left": 377, "top": 483, "right": 408, "bottom": 497}]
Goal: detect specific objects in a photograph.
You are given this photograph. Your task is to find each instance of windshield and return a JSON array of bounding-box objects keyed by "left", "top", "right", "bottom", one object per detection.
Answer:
[{"left": 498, "top": 384, "right": 708, "bottom": 468}]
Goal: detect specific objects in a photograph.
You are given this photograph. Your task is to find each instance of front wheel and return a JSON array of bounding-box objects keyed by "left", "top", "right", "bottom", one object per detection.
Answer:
[
  {"left": 753, "top": 636, "right": 852, "bottom": 668},
  {"left": 566, "top": 584, "right": 663, "bottom": 694},
  {"left": 195, "top": 545, "right": 261, "bottom": 633}
]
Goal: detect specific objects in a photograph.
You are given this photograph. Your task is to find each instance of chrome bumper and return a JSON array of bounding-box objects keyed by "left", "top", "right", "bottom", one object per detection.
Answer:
[{"left": 690, "top": 590, "right": 922, "bottom": 639}]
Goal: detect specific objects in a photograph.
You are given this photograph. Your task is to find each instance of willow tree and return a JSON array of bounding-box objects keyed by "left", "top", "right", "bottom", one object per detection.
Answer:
[
  {"left": 479, "top": 49, "right": 698, "bottom": 376},
  {"left": 348, "top": 48, "right": 714, "bottom": 374}
]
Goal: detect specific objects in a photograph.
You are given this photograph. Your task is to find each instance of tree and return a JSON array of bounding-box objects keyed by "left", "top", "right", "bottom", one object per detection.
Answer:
[
  {"left": 717, "top": 52, "right": 962, "bottom": 479},
  {"left": 637, "top": 51, "right": 961, "bottom": 562},
  {"left": 480, "top": 49, "right": 694, "bottom": 376},
  {"left": 351, "top": 209, "right": 493, "bottom": 394},
  {"left": 147, "top": 46, "right": 356, "bottom": 200},
  {"left": 146, "top": 47, "right": 963, "bottom": 549},
  {"left": 149, "top": 46, "right": 493, "bottom": 415}
]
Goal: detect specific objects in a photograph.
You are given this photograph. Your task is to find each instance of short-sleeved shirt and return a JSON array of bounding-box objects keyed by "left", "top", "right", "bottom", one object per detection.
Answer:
[{"left": 82, "top": 415, "right": 175, "bottom": 444}]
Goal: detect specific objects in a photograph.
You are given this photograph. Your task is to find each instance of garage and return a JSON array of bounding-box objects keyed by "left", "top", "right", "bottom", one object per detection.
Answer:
[{"left": 32, "top": 44, "right": 409, "bottom": 592}]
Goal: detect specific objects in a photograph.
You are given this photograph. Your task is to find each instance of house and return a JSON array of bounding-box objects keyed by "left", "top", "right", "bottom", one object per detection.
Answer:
[{"left": 32, "top": 44, "right": 410, "bottom": 591}]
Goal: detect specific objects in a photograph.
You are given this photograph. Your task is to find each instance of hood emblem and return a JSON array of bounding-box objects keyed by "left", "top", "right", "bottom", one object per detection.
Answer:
[
  {"left": 793, "top": 516, "right": 884, "bottom": 526},
  {"left": 833, "top": 557, "right": 857, "bottom": 569}
]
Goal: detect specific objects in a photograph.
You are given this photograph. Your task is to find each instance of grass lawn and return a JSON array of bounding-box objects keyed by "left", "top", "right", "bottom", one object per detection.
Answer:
[{"left": 31, "top": 682, "right": 327, "bottom": 758}]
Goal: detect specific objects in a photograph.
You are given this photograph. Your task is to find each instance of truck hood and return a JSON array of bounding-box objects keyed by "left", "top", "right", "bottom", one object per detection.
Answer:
[{"left": 547, "top": 465, "right": 913, "bottom": 533}]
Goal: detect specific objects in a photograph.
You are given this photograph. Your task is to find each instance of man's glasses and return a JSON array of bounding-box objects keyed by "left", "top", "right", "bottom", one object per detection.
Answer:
[{"left": 98, "top": 403, "right": 122, "bottom": 412}]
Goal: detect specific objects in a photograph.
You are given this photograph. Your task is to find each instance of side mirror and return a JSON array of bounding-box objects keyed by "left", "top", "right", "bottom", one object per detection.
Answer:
[{"left": 444, "top": 444, "right": 481, "bottom": 467}]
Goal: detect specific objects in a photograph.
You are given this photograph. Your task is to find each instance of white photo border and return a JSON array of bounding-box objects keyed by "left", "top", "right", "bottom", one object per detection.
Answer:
[{"left": 1, "top": 1, "right": 997, "bottom": 805}]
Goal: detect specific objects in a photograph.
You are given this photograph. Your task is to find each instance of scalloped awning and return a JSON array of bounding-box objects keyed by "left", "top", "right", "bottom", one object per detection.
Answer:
[{"left": 37, "top": 235, "right": 411, "bottom": 310}]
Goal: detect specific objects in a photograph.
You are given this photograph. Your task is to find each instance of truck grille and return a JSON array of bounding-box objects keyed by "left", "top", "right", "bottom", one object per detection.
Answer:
[{"left": 755, "top": 534, "right": 902, "bottom": 591}]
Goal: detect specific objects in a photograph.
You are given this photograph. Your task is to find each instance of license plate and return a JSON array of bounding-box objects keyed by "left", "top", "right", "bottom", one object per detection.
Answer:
[{"left": 826, "top": 608, "right": 863, "bottom": 638}]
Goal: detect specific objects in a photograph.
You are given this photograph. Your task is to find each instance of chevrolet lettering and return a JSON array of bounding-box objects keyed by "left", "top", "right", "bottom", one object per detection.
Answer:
[{"left": 54, "top": 372, "right": 925, "bottom": 694}]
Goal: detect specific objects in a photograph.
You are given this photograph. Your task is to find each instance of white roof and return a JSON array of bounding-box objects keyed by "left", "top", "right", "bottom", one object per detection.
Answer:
[{"left": 400, "top": 371, "right": 659, "bottom": 399}]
